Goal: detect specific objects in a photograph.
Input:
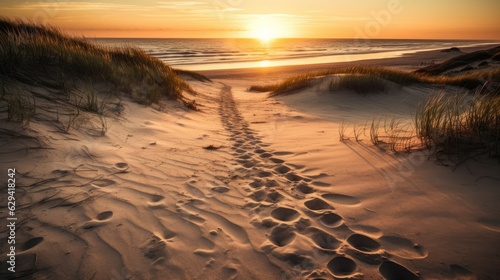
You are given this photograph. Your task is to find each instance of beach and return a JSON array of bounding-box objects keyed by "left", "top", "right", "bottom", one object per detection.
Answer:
[{"left": 1, "top": 28, "right": 500, "bottom": 280}]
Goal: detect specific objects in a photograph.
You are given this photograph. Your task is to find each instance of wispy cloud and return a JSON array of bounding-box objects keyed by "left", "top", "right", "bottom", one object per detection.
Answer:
[{"left": 155, "top": 1, "right": 242, "bottom": 14}]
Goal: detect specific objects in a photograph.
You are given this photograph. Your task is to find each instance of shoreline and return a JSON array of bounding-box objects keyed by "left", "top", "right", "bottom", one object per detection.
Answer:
[{"left": 196, "top": 44, "right": 500, "bottom": 80}]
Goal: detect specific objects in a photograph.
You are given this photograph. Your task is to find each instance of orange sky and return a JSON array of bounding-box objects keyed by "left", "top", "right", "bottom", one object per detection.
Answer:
[{"left": 1, "top": 0, "right": 499, "bottom": 39}]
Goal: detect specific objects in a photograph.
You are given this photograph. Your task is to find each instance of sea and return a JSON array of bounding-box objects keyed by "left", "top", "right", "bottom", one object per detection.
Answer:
[{"left": 91, "top": 38, "right": 499, "bottom": 71}]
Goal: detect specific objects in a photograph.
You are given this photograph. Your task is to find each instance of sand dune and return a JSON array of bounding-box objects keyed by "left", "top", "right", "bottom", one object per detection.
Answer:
[{"left": 1, "top": 46, "right": 500, "bottom": 280}]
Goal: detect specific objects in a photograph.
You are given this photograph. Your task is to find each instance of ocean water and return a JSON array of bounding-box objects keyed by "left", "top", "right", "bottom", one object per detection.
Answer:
[{"left": 92, "top": 38, "right": 497, "bottom": 71}]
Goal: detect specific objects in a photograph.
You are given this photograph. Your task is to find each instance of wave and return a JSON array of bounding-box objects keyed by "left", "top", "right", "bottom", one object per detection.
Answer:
[{"left": 92, "top": 38, "right": 497, "bottom": 68}]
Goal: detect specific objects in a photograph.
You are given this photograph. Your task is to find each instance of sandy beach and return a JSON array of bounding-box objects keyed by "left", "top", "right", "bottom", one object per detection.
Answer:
[{"left": 1, "top": 22, "right": 500, "bottom": 280}]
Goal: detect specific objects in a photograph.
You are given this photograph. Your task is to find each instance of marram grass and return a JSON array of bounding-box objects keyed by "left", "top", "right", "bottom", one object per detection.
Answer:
[
  {"left": 329, "top": 75, "right": 388, "bottom": 94},
  {"left": 415, "top": 92, "right": 500, "bottom": 158},
  {"left": 0, "top": 17, "right": 191, "bottom": 105},
  {"left": 250, "top": 66, "right": 499, "bottom": 96}
]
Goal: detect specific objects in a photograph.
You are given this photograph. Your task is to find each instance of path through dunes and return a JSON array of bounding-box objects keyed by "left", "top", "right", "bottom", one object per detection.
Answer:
[{"left": 217, "top": 84, "right": 425, "bottom": 279}]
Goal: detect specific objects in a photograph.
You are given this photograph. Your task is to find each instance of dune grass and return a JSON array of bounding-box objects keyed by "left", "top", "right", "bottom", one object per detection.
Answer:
[
  {"left": 250, "top": 66, "right": 499, "bottom": 96},
  {"left": 329, "top": 75, "right": 388, "bottom": 94},
  {"left": 173, "top": 69, "right": 212, "bottom": 82},
  {"left": 0, "top": 18, "right": 206, "bottom": 134},
  {"left": 337, "top": 90, "right": 500, "bottom": 160},
  {"left": 250, "top": 74, "right": 317, "bottom": 96},
  {"left": 0, "top": 18, "right": 193, "bottom": 106},
  {"left": 415, "top": 92, "right": 500, "bottom": 158}
]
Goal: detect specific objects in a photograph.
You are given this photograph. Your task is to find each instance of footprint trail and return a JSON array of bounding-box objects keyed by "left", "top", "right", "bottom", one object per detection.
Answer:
[{"left": 218, "top": 84, "right": 426, "bottom": 279}]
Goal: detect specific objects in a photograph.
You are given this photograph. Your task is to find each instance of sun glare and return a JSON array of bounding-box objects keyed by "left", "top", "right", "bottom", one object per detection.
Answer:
[
  {"left": 255, "top": 29, "right": 276, "bottom": 43},
  {"left": 248, "top": 15, "right": 290, "bottom": 43}
]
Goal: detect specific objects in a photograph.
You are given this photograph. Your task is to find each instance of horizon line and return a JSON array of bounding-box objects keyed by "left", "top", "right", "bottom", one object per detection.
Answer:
[{"left": 87, "top": 37, "right": 500, "bottom": 41}]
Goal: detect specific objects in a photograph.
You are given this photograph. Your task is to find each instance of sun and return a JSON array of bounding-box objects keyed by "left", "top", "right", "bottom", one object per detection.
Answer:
[
  {"left": 247, "top": 15, "right": 290, "bottom": 43},
  {"left": 255, "top": 28, "right": 276, "bottom": 43}
]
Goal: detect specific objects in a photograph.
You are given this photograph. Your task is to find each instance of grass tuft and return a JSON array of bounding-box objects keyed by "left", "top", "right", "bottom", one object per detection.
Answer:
[
  {"left": 0, "top": 17, "right": 197, "bottom": 106},
  {"left": 329, "top": 75, "right": 388, "bottom": 94},
  {"left": 250, "top": 66, "right": 499, "bottom": 96},
  {"left": 415, "top": 92, "right": 500, "bottom": 158},
  {"left": 0, "top": 17, "right": 206, "bottom": 134},
  {"left": 173, "top": 69, "right": 212, "bottom": 82}
]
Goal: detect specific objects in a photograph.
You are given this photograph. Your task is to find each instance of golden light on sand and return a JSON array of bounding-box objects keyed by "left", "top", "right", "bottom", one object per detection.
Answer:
[{"left": 248, "top": 15, "right": 290, "bottom": 43}]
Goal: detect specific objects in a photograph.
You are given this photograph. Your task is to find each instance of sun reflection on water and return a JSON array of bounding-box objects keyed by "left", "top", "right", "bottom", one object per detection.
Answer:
[{"left": 260, "top": 60, "right": 271, "bottom": 67}]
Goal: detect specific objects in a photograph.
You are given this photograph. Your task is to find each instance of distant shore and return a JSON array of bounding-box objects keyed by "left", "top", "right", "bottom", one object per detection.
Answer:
[{"left": 198, "top": 44, "right": 500, "bottom": 80}]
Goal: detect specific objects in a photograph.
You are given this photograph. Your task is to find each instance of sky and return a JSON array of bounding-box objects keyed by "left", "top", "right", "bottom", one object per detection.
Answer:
[{"left": 0, "top": 0, "right": 499, "bottom": 39}]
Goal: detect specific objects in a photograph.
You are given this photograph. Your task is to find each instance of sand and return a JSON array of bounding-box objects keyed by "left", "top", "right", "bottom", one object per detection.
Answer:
[{"left": 1, "top": 46, "right": 500, "bottom": 280}]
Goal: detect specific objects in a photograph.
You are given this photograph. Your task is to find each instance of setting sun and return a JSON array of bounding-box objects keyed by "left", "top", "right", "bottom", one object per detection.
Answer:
[
  {"left": 254, "top": 28, "right": 275, "bottom": 43},
  {"left": 247, "top": 15, "right": 291, "bottom": 42}
]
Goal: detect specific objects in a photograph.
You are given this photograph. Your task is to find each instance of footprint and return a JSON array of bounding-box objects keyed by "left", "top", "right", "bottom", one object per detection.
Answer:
[
  {"left": 269, "top": 225, "right": 296, "bottom": 247},
  {"left": 161, "top": 229, "right": 176, "bottom": 239},
  {"left": 260, "top": 153, "right": 273, "bottom": 158},
  {"left": 307, "top": 173, "right": 329, "bottom": 179},
  {"left": 222, "top": 265, "right": 238, "bottom": 278},
  {"left": 274, "top": 165, "right": 291, "bottom": 174},
  {"left": 296, "top": 183, "right": 315, "bottom": 194},
  {"left": 304, "top": 197, "right": 333, "bottom": 211},
  {"left": 249, "top": 179, "right": 264, "bottom": 188},
  {"left": 91, "top": 178, "right": 116, "bottom": 188},
  {"left": 261, "top": 218, "right": 278, "bottom": 228},
  {"left": 347, "top": 233, "right": 381, "bottom": 253},
  {"left": 379, "top": 260, "right": 419, "bottom": 280},
  {"left": 271, "top": 207, "right": 300, "bottom": 222},
  {"left": 319, "top": 212, "right": 343, "bottom": 228},
  {"left": 264, "top": 179, "right": 279, "bottom": 187},
  {"left": 322, "top": 193, "right": 361, "bottom": 206},
  {"left": 211, "top": 186, "right": 230, "bottom": 193},
  {"left": 113, "top": 162, "right": 129, "bottom": 173},
  {"left": 255, "top": 149, "right": 266, "bottom": 154},
  {"left": 82, "top": 211, "right": 113, "bottom": 229},
  {"left": 311, "top": 181, "right": 331, "bottom": 187},
  {"left": 274, "top": 151, "right": 294, "bottom": 156},
  {"left": 243, "top": 161, "right": 258, "bottom": 168},
  {"left": 269, "top": 158, "right": 285, "bottom": 164},
  {"left": 150, "top": 195, "right": 164, "bottom": 202},
  {"left": 266, "top": 191, "right": 284, "bottom": 203},
  {"left": 189, "top": 214, "right": 206, "bottom": 223},
  {"left": 234, "top": 149, "right": 246, "bottom": 154},
  {"left": 97, "top": 211, "right": 113, "bottom": 220},
  {"left": 327, "top": 256, "right": 358, "bottom": 278},
  {"left": 308, "top": 228, "right": 341, "bottom": 250},
  {"left": 249, "top": 190, "right": 267, "bottom": 202},
  {"left": 148, "top": 195, "right": 166, "bottom": 209},
  {"left": 285, "top": 173, "right": 303, "bottom": 182},
  {"left": 141, "top": 235, "right": 167, "bottom": 260},
  {"left": 238, "top": 154, "right": 252, "bottom": 160},
  {"left": 280, "top": 253, "right": 313, "bottom": 270},
  {"left": 21, "top": 237, "right": 44, "bottom": 251},
  {"left": 257, "top": 170, "right": 272, "bottom": 178}
]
